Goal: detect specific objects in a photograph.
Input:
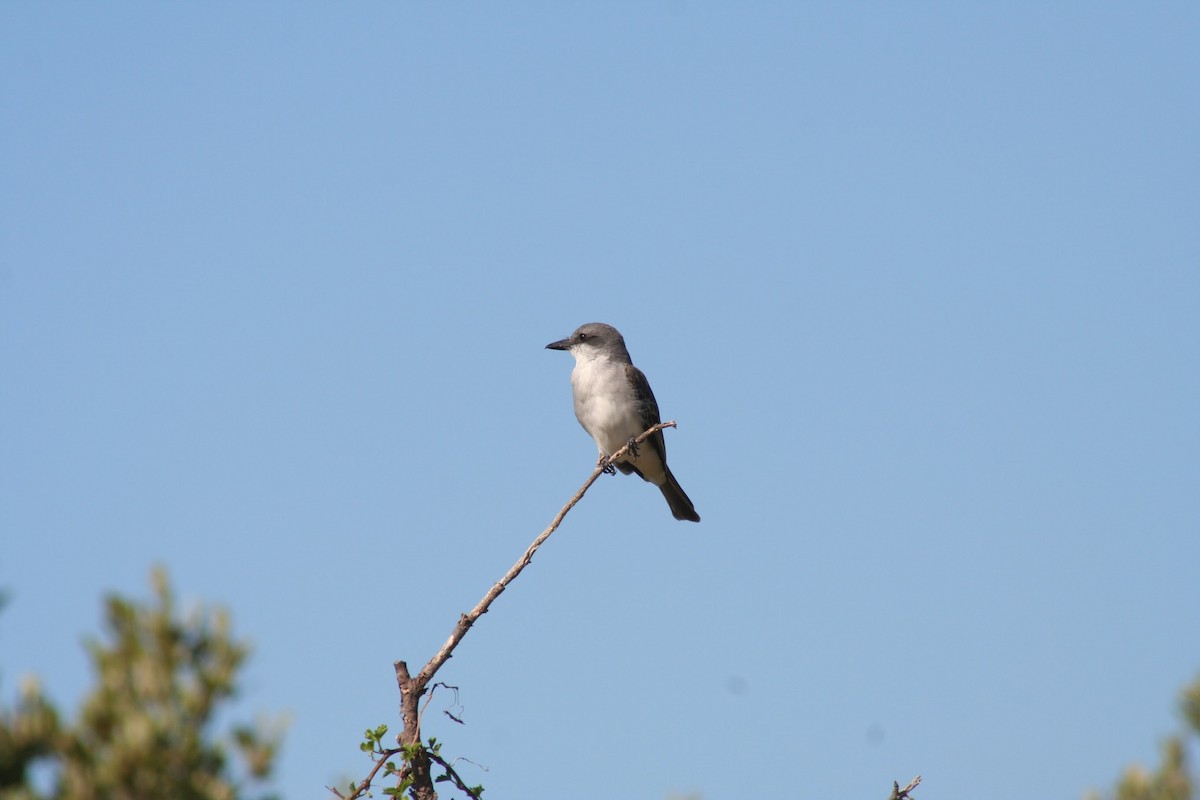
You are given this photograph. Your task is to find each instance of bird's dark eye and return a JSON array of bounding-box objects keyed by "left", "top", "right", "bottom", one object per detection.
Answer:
[{"left": 577, "top": 333, "right": 588, "bottom": 341}]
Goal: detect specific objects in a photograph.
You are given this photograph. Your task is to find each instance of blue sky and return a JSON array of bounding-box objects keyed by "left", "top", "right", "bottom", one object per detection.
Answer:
[{"left": 2, "top": 3, "right": 1198, "bottom": 799}]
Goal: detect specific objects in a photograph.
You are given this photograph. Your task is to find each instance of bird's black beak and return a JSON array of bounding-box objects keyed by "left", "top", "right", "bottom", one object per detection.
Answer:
[{"left": 545, "top": 337, "right": 571, "bottom": 351}]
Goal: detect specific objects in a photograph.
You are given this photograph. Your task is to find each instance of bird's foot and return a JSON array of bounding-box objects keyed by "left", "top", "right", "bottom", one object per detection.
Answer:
[
  {"left": 625, "top": 436, "right": 640, "bottom": 459},
  {"left": 597, "top": 454, "right": 616, "bottom": 476}
]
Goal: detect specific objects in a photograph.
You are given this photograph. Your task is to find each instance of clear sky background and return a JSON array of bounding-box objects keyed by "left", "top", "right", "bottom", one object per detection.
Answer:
[{"left": 2, "top": 4, "right": 1198, "bottom": 800}]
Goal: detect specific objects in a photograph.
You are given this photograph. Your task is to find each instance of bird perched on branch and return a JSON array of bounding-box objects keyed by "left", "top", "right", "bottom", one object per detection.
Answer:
[{"left": 546, "top": 322, "right": 700, "bottom": 522}]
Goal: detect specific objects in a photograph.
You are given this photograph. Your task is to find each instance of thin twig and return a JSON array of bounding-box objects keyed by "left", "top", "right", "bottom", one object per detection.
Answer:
[
  {"left": 330, "top": 745, "right": 403, "bottom": 800},
  {"left": 428, "top": 750, "right": 484, "bottom": 799},
  {"left": 413, "top": 420, "right": 677, "bottom": 691}
]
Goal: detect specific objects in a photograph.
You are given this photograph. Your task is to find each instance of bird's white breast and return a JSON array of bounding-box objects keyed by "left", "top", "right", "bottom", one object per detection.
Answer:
[{"left": 570, "top": 356, "right": 643, "bottom": 455}]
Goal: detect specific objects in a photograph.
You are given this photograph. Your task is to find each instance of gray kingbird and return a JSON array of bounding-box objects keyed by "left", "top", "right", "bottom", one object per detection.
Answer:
[{"left": 546, "top": 322, "right": 700, "bottom": 522}]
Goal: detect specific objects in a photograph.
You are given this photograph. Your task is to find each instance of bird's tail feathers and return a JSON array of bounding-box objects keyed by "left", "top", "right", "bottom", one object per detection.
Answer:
[{"left": 660, "top": 468, "right": 700, "bottom": 523}]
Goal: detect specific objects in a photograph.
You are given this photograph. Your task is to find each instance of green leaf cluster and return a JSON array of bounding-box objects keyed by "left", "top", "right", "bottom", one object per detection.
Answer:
[
  {"left": 0, "top": 568, "right": 285, "bottom": 800},
  {"left": 1089, "top": 673, "right": 1200, "bottom": 800}
]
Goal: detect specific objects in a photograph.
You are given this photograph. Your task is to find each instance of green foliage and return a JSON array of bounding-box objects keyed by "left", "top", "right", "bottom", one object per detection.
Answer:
[
  {"left": 0, "top": 568, "right": 285, "bottom": 800},
  {"left": 352, "top": 726, "right": 483, "bottom": 800},
  {"left": 360, "top": 725, "right": 389, "bottom": 754},
  {"left": 1183, "top": 681, "right": 1200, "bottom": 737},
  {"left": 0, "top": 678, "right": 60, "bottom": 792},
  {"left": 1089, "top": 673, "right": 1200, "bottom": 800}
]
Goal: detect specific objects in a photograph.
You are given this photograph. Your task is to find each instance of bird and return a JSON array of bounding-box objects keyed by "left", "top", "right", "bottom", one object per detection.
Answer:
[{"left": 545, "top": 322, "right": 700, "bottom": 522}]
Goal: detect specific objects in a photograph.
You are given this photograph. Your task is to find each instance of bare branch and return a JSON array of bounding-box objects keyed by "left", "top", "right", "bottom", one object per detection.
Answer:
[
  {"left": 414, "top": 420, "right": 677, "bottom": 691},
  {"left": 345, "top": 417, "right": 914, "bottom": 800},
  {"left": 889, "top": 775, "right": 922, "bottom": 800},
  {"left": 393, "top": 661, "right": 436, "bottom": 799},
  {"left": 348, "top": 421, "right": 680, "bottom": 800}
]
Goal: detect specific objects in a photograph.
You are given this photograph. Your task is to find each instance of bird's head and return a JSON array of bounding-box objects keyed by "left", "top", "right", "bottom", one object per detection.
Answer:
[{"left": 545, "top": 322, "right": 630, "bottom": 362}]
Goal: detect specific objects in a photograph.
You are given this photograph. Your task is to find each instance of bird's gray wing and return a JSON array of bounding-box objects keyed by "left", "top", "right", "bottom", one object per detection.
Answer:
[{"left": 625, "top": 363, "right": 668, "bottom": 465}]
